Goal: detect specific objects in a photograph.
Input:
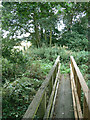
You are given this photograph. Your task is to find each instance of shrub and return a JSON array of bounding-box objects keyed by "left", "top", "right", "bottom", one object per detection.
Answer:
[
  {"left": 2, "top": 57, "right": 15, "bottom": 83},
  {"left": 59, "top": 31, "right": 88, "bottom": 51},
  {"left": 60, "top": 64, "right": 70, "bottom": 74},
  {"left": 2, "top": 58, "right": 52, "bottom": 119},
  {"left": 72, "top": 51, "right": 88, "bottom": 65},
  {"left": 2, "top": 49, "right": 31, "bottom": 83},
  {"left": 10, "top": 49, "right": 28, "bottom": 65},
  {"left": 2, "top": 57, "right": 27, "bottom": 83},
  {"left": 2, "top": 77, "right": 42, "bottom": 119}
]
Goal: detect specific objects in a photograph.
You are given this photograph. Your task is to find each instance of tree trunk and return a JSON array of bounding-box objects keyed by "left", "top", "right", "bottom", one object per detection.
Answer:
[
  {"left": 35, "top": 25, "right": 39, "bottom": 48},
  {"left": 67, "top": 12, "right": 73, "bottom": 33},
  {"left": 45, "top": 29, "right": 47, "bottom": 41},
  {"left": 41, "top": 28, "right": 43, "bottom": 40},
  {"left": 40, "top": 27, "right": 43, "bottom": 47},
  {"left": 33, "top": 10, "right": 40, "bottom": 48},
  {"left": 50, "top": 27, "right": 52, "bottom": 47}
]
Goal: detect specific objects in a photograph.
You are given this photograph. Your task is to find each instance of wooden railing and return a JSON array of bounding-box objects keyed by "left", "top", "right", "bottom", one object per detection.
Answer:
[
  {"left": 22, "top": 56, "right": 60, "bottom": 119},
  {"left": 70, "top": 56, "right": 90, "bottom": 119}
]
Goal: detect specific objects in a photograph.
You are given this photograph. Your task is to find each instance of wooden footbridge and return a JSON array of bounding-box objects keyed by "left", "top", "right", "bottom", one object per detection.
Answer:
[{"left": 22, "top": 56, "right": 90, "bottom": 119}]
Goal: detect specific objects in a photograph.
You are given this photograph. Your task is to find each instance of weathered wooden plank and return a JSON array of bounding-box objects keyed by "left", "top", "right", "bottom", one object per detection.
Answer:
[
  {"left": 22, "top": 56, "right": 60, "bottom": 119},
  {"left": 70, "top": 64, "right": 78, "bottom": 119},
  {"left": 70, "top": 63, "right": 83, "bottom": 118},
  {"left": 77, "top": 77, "right": 81, "bottom": 102},
  {"left": 83, "top": 96, "right": 88, "bottom": 118},
  {"left": 72, "top": 73, "right": 83, "bottom": 118},
  {"left": 52, "top": 75, "right": 54, "bottom": 87},
  {"left": 37, "top": 92, "right": 46, "bottom": 118},
  {"left": 44, "top": 63, "right": 60, "bottom": 118},
  {"left": 48, "top": 78, "right": 52, "bottom": 96},
  {"left": 50, "top": 64, "right": 61, "bottom": 118},
  {"left": 50, "top": 80, "right": 59, "bottom": 118},
  {"left": 70, "top": 56, "right": 89, "bottom": 112},
  {"left": 53, "top": 74, "right": 74, "bottom": 118},
  {"left": 88, "top": 90, "right": 90, "bottom": 119},
  {"left": 71, "top": 63, "right": 83, "bottom": 118}
]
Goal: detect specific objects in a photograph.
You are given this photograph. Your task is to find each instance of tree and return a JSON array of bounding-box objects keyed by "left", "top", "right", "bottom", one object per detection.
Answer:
[{"left": 2, "top": 2, "right": 58, "bottom": 49}]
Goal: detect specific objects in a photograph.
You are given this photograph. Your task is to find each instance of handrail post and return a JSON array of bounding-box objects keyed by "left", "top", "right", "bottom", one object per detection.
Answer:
[
  {"left": 83, "top": 96, "right": 88, "bottom": 118},
  {"left": 52, "top": 75, "right": 54, "bottom": 88},
  {"left": 70, "top": 64, "right": 78, "bottom": 118},
  {"left": 48, "top": 78, "right": 53, "bottom": 96},
  {"left": 77, "top": 77, "right": 81, "bottom": 102},
  {"left": 37, "top": 92, "right": 47, "bottom": 118}
]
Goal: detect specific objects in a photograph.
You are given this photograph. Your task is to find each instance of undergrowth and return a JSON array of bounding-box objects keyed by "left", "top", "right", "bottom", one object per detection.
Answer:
[{"left": 2, "top": 46, "right": 88, "bottom": 119}]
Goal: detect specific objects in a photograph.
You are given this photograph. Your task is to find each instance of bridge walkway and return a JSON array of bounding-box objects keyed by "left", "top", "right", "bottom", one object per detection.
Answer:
[{"left": 53, "top": 74, "right": 74, "bottom": 118}]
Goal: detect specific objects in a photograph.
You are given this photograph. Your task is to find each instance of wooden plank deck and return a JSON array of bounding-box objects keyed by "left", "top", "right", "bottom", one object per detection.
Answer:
[{"left": 53, "top": 74, "right": 75, "bottom": 118}]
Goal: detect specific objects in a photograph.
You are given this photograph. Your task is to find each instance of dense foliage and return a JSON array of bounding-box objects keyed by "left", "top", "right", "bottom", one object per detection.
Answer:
[
  {"left": 1, "top": 2, "right": 89, "bottom": 119},
  {"left": 2, "top": 46, "right": 88, "bottom": 119}
]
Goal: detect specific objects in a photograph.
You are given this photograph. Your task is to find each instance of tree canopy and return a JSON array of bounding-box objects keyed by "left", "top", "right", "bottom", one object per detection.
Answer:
[{"left": 1, "top": 2, "right": 89, "bottom": 62}]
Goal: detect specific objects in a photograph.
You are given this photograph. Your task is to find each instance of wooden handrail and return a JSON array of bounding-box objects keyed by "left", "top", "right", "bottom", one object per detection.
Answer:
[
  {"left": 22, "top": 56, "right": 60, "bottom": 119},
  {"left": 70, "top": 56, "right": 90, "bottom": 119},
  {"left": 44, "top": 62, "right": 60, "bottom": 118}
]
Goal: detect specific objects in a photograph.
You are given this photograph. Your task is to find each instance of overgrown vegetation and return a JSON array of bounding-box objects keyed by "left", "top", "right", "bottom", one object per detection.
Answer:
[
  {"left": 1, "top": 2, "right": 89, "bottom": 119},
  {"left": 2, "top": 46, "right": 88, "bottom": 119}
]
